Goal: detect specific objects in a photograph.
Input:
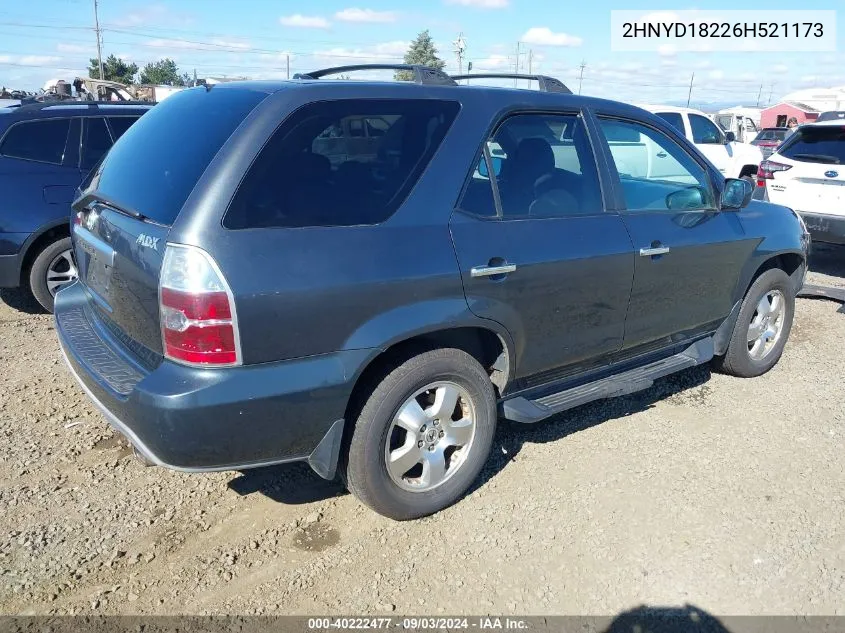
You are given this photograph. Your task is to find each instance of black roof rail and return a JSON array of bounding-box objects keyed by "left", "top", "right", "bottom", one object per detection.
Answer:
[
  {"left": 12, "top": 100, "right": 154, "bottom": 111},
  {"left": 293, "top": 64, "right": 457, "bottom": 86},
  {"left": 451, "top": 73, "right": 573, "bottom": 94}
]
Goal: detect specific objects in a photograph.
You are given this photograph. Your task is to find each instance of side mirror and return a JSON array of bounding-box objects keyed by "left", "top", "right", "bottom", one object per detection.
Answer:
[
  {"left": 666, "top": 186, "right": 707, "bottom": 211},
  {"left": 478, "top": 156, "right": 502, "bottom": 178},
  {"left": 725, "top": 131, "right": 736, "bottom": 143},
  {"left": 721, "top": 178, "right": 753, "bottom": 210}
]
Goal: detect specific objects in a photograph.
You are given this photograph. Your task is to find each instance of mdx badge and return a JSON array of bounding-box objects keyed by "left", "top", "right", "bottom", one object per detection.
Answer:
[{"left": 136, "top": 234, "right": 160, "bottom": 250}]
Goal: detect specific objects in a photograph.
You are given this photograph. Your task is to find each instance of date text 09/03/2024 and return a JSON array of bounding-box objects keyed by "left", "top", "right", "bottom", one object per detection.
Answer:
[{"left": 306, "top": 617, "right": 529, "bottom": 630}]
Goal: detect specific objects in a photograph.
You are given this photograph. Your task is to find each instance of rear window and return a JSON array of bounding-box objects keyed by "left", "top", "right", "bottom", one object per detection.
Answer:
[
  {"left": 779, "top": 126, "right": 845, "bottom": 165},
  {"left": 0, "top": 118, "right": 71, "bottom": 164},
  {"left": 224, "top": 99, "right": 460, "bottom": 229},
  {"left": 84, "top": 87, "right": 267, "bottom": 225}
]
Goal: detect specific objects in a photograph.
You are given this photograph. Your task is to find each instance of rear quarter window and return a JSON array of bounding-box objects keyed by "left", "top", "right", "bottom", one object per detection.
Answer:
[
  {"left": 0, "top": 118, "right": 72, "bottom": 164},
  {"left": 83, "top": 87, "right": 268, "bottom": 225},
  {"left": 224, "top": 99, "right": 460, "bottom": 229},
  {"left": 779, "top": 126, "right": 845, "bottom": 164}
]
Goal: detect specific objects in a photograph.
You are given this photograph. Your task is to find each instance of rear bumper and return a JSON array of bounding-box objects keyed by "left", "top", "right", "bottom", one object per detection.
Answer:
[
  {"left": 55, "top": 281, "right": 367, "bottom": 477},
  {"left": 798, "top": 212, "right": 845, "bottom": 246}
]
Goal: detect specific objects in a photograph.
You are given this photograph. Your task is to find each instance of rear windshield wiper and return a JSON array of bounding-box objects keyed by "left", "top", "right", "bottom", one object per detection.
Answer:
[{"left": 790, "top": 153, "right": 842, "bottom": 164}]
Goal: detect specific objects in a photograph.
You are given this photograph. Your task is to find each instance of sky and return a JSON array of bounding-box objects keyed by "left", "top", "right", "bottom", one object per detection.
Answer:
[{"left": 0, "top": 0, "right": 842, "bottom": 108}]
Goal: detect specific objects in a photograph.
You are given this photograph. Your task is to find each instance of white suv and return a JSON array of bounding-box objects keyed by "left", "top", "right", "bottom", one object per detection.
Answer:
[
  {"left": 757, "top": 120, "right": 845, "bottom": 245},
  {"left": 639, "top": 105, "right": 763, "bottom": 182}
]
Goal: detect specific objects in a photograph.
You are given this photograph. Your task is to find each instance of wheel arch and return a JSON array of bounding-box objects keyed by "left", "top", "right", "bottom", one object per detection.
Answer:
[{"left": 18, "top": 219, "right": 71, "bottom": 285}]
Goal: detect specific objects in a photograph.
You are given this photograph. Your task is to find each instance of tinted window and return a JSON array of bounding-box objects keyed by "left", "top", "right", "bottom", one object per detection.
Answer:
[
  {"left": 81, "top": 117, "right": 113, "bottom": 170},
  {"left": 225, "top": 99, "right": 460, "bottom": 229},
  {"left": 689, "top": 113, "right": 723, "bottom": 144},
  {"left": 599, "top": 118, "right": 716, "bottom": 212},
  {"left": 460, "top": 113, "right": 602, "bottom": 218},
  {"left": 657, "top": 112, "right": 685, "bottom": 133},
  {"left": 0, "top": 119, "right": 71, "bottom": 164},
  {"left": 106, "top": 116, "right": 139, "bottom": 140},
  {"left": 779, "top": 126, "right": 845, "bottom": 164},
  {"left": 85, "top": 87, "right": 267, "bottom": 225}
]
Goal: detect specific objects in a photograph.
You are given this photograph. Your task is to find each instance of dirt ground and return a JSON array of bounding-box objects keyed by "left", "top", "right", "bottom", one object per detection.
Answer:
[{"left": 1, "top": 244, "right": 843, "bottom": 617}]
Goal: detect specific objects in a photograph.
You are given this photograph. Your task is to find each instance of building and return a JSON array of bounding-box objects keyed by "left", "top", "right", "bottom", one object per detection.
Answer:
[
  {"left": 760, "top": 101, "right": 819, "bottom": 129},
  {"left": 778, "top": 86, "right": 845, "bottom": 113}
]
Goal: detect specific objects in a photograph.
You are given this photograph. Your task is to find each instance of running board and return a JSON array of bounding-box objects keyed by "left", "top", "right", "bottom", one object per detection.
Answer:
[{"left": 502, "top": 338, "right": 714, "bottom": 424}]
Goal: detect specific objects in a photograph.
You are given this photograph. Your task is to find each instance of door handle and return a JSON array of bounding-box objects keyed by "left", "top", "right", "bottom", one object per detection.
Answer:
[
  {"left": 471, "top": 263, "right": 517, "bottom": 278},
  {"left": 656, "top": 151, "right": 668, "bottom": 158},
  {"left": 639, "top": 246, "right": 670, "bottom": 257}
]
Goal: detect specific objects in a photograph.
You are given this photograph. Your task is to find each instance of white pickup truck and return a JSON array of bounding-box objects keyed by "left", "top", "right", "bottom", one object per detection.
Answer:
[{"left": 638, "top": 105, "right": 763, "bottom": 183}]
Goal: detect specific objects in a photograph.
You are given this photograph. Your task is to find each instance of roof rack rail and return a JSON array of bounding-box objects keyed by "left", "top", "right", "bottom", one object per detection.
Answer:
[
  {"left": 450, "top": 73, "right": 572, "bottom": 94},
  {"left": 15, "top": 99, "right": 153, "bottom": 110},
  {"left": 293, "top": 64, "right": 457, "bottom": 86}
]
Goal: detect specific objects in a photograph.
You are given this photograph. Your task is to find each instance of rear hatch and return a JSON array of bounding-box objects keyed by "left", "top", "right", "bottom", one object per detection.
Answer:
[
  {"left": 766, "top": 125, "right": 845, "bottom": 216},
  {"left": 71, "top": 86, "right": 268, "bottom": 363}
]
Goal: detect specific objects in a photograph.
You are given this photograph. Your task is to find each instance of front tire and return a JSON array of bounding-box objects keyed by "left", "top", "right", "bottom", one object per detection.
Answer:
[
  {"left": 343, "top": 348, "right": 497, "bottom": 520},
  {"left": 28, "top": 237, "right": 77, "bottom": 313},
  {"left": 713, "top": 268, "right": 795, "bottom": 378}
]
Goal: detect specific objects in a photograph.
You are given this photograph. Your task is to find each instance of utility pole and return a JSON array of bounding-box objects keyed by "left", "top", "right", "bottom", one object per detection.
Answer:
[
  {"left": 286, "top": 54, "right": 290, "bottom": 80},
  {"left": 93, "top": 0, "right": 104, "bottom": 80},
  {"left": 453, "top": 33, "right": 466, "bottom": 76},
  {"left": 756, "top": 83, "right": 763, "bottom": 108},
  {"left": 686, "top": 72, "right": 694, "bottom": 107},
  {"left": 768, "top": 82, "right": 774, "bottom": 106},
  {"left": 578, "top": 60, "right": 586, "bottom": 95},
  {"left": 514, "top": 41, "right": 521, "bottom": 87}
]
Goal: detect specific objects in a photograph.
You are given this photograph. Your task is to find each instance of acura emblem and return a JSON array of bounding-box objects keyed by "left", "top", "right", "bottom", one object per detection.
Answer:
[{"left": 824, "top": 170, "right": 839, "bottom": 178}]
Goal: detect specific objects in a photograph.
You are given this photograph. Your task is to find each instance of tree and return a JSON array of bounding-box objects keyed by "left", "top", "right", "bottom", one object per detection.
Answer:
[
  {"left": 396, "top": 30, "right": 445, "bottom": 81},
  {"left": 139, "top": 58, "right": 187, "bottom": 86},
  {"left": 87, "top": 54, "right": 138, "bottom": 84}
]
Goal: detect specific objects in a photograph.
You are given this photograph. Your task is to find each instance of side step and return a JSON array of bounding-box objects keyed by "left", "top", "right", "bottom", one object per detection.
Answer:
[{"left": 502, "top": 338, "right": 714, "bottom": 424}]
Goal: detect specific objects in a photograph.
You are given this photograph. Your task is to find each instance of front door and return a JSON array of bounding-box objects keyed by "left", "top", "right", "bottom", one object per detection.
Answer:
[
  {"left": 450, "top": 111, "right": 635, "bottom": 381},
  {"left": 595, "top": 116, "right": 757, "bottom": 351}
]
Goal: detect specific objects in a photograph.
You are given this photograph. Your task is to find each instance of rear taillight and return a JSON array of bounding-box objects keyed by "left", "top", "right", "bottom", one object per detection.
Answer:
[
  {"left": 159, "top": 244, "right": 241, "bottom": 367},
  {"left": 756, "top": 160, "right": 792, "bottom": 187}
]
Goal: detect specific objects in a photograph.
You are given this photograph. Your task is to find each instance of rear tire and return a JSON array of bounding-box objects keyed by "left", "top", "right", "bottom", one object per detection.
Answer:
[
  {"left": 712, "top": 268, "right": 794, "bottom": 378},
  {"left": 342, "top": 348, "right": 496, "bottom": 520},
  {"left": 28, "top": 237, "right": 76, "bottom": 313}
]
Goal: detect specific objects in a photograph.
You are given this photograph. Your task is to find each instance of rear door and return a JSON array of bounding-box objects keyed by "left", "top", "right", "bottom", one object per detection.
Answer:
[
  {"left": 450, "top": 111, "right": 635, "bottom": 381},
  {"left": 0, "top": 117, "right": 80, "bottom": 233},
  {"left": 766, "top": 125, "right": 845, "bottom": 217},
  {"left": 594, "top": 115, "right": 755, "bottom": 350}
]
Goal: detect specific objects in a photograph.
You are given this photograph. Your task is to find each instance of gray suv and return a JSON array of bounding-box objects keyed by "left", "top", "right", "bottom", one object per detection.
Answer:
[{"left": 55, "top": 66, "right": 809, "bottom": 520}]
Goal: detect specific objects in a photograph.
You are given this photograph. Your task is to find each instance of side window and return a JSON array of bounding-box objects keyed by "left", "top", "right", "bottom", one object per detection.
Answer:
[
  {"left": 106, "top": 116, "right": 139, "bottom": 141},
  {"left": 224, "top": 99, "right": 460, "bottom": 229},
  {"left": 0, "top": 119, "right": 71, "bottom": 164},
  {"left": 745, "top": 118, "right": 758, "bottom": 133},
  {"left": 81, "top": 117, "right": 113, "bottom": 171},
  {"left": 598, "top": 117, "right": 716, "bottom": 212},
  {"left": 689, "top": 113, "right": 724, "bottom": 145},
  {"left": 458, "top": 113, "right": 603, "bottom": 219},
  {"left": 656, "top": 112, "right": 685, "bottom": 134}
]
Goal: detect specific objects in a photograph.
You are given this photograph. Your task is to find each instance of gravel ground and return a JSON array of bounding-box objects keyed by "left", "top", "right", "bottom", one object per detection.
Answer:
[{"left": 0, "top": 244, "right": 843, "bottom": 617}]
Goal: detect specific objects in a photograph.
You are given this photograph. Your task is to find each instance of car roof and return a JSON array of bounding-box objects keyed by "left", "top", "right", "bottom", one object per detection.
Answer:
[
  {"left": 635, "top": 104, "right": 707, "bottom": 116},
  {"left": 0, "top": 101, "right": 153, "bottom": 121},
  {"left": 802, "top": 119, "right": 845, "bottom": 127}
]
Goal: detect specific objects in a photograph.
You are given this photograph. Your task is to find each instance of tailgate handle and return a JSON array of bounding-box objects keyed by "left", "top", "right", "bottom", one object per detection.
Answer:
[{"left": 74, "top": 225, "right": 115, "bottom": 266}]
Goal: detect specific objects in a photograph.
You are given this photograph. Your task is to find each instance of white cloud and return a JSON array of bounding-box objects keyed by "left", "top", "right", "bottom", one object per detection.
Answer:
[
  {"left": 112, "top": 4, "right": 192, "bottom": 27},
  {"left": 657, "top": 44, "right": 676, "bottom": 57},
  {"left": 335, "top": 8, "right": 397, "bottom": 23},
  {"left": 521, "top": 27, "right": 582, "bottom": 47},
  {"left": 143, "top": 37, "right": 251, "bottom": 52},
  {"left": 708, "top": 69, "right": 724, "bottom": 80},
  {"left": 444, "top": 0, "right": 508, "bottom": 7},
  {"left": 210, "top": 39, "right": 252, "bottom": 51},
  {"left": 56, "top": 43, "right": 90, "bottom": 54},
  {"left": 280, "top": 14, "right": 330, "bottom": 29},
  {"left": 314, "top": 40, "right": 409, "bottom": 63},
  {"left": 471, "top": 54, "right": 511, "bottom": 71},
  {"left": 19, "top": 55, "right": 62, "bottom": 65},
  {"left": 772, "top": 64, "right": 789, "bottom": 73},
  {"left": 145, "top": 38, "right": 198, "bottom": 49}
]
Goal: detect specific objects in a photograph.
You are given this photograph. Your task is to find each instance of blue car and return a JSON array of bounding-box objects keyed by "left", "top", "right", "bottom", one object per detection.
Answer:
[{"left": 0, "top": 101, "right": 151, "bottom": 311}]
